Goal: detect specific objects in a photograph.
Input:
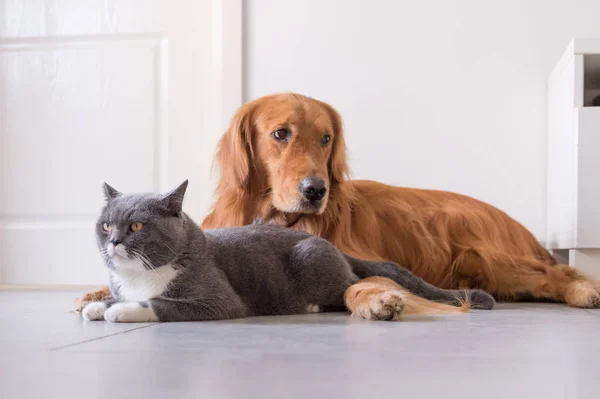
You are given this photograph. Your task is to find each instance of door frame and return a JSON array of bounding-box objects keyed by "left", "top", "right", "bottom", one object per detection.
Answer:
[{"left": 212, "top": 0, "right": 244, "bottom": 133}]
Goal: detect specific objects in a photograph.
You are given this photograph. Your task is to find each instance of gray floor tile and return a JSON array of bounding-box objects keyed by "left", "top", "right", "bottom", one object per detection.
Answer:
[
  {"left": 1, "top": 290, "right": 599, "bottom": 399},
  {"left": 0, "top": 290, "right": 154, "bottom": 352}
]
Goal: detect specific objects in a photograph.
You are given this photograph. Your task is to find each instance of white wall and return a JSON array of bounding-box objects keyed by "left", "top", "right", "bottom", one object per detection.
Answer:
[{"left": 245, "top": 0, "right": 600, "bottom": 242}]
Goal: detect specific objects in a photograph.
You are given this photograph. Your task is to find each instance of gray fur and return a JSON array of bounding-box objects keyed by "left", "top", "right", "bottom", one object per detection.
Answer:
[{"left": 93, "top": 181, "right": 495, "bottom": 321}]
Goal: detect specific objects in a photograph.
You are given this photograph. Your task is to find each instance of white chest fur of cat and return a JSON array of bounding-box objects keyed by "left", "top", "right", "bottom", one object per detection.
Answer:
[{"left": 110, "top": 256, "right": 178, "bottom": 301}]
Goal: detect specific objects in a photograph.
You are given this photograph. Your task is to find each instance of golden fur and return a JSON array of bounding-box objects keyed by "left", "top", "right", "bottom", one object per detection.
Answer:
[{"left": 343, "top": 276, "right": 469, "bottom": 319}]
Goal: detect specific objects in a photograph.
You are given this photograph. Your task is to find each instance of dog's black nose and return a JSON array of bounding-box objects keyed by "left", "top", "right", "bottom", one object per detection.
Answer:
[{"left": 300, "top": 178, "right": 327, "bottom": 202}]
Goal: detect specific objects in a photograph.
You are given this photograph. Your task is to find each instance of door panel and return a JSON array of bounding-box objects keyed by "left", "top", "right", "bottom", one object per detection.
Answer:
[{"left": 0, "top": 1, "right": 241, "bottom": 284}]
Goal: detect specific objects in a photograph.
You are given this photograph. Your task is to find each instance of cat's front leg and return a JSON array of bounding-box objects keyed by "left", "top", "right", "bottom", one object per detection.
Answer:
[
  {"left": 104, "top": 301, "right": 159, "bottom": 323},
  {"left": 97, "top": 294, "right": 246, "bottom": 322},
  {"left": 147, "top": 297, "right": 247, "bottom": 321}
]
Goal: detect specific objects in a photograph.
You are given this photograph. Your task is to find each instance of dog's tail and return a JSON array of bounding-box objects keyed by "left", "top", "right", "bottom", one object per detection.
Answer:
[{"left": 344, "top": 255, "right": 495, "bottom": 316}]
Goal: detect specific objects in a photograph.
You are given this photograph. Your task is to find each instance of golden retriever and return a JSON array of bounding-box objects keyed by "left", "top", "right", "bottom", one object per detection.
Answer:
[
  {"left": 77, "top": 92, "right": 599, "bottom": 316},
  {"left": 203, "top": 93, "right": 600, "bottom": 311}
]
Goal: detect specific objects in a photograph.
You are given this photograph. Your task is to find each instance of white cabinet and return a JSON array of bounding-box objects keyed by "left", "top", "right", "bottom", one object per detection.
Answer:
[
  {"left": 547, "top": 38, "right": 600, "bottom": 278},
  {"left": 547, "top": 38, "right": 600, "bottom": 249}
]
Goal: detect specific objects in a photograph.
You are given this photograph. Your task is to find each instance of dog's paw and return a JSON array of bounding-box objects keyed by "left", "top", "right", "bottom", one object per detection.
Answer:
[
  {"left": 104, "top": 302, "right": 159, "bottom": 323},
  {"left": 305, "top": 304, "right": 321, "bottom": 313},
  {"left": 468, "top": 289, "right": 496, "bottom": 310},
  {"left": 81, "top": 302, "right": 107, "bottom": 321},
  {"left": 74, "top": 287, "right": 113, "bottom": 313},
  {"left": 565, "top": 281, "right": 600, "bottom": 308},
  {"left": 362, "top": 290, "right": 406, "bottom": 321}
]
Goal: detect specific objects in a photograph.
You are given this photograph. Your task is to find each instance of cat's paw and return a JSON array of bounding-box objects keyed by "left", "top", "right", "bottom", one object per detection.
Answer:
[
  {"left": 81, "top": 302, "right": 108, "bottom": 321},
  {"left": 104, "top": 302, "right": 159, "bottom": 323},
  {"left": 363, "top": 290, "right": 406, "bottom": 321}
]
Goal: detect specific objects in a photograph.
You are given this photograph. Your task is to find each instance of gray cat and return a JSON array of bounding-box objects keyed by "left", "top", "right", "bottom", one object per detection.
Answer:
[{"left": 81, "top": 181, "right": 495, "bottom": 323}]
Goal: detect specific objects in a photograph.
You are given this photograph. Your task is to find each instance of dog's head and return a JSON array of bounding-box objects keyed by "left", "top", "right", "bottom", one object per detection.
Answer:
[{"left": 216, "top": 93, "right": 349, "bottom": 216}]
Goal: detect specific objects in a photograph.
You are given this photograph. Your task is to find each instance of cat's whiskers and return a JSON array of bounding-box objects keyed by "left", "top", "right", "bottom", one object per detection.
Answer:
[
  {"left": 132, "top": 250, "right": 157, "bottom": 273},
  {"left": 132, "top": 247, "right": 178, "bottom": 296},
  {"left": 128, "top": 248, "right": 152, "bottom": 268},
  {"left": 161, "top": 242, "right": 179, "bottom": 258},
  {"left": 129, "top": 249, "right": 172, "bottom": 296},
  {"left": 132, "top": 251, "right": 168, "bottom": 291},
  {"left": 99, "top": 248, "right": 111, "bottom": 261}
]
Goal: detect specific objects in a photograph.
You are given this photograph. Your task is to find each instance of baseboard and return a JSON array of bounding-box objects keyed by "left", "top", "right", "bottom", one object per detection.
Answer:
[
  {"left": 0, "top": 284, "right": 103, "bottom": 291},
  {"left": 570, "top": 249, "right": 600, "bottom": 280}
]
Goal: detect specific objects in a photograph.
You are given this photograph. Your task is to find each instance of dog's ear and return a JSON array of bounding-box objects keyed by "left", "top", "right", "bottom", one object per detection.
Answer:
[
  {"left": 322, "top": 102, "right": 349, "bottom": 183},
  {"left": 215, "top": 102, "right": 256, "bottom": 189}
]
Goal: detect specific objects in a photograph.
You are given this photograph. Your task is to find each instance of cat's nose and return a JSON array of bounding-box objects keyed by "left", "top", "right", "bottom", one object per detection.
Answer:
[{"left": 110, "top": 239, "right": 122, "bottom": 246}]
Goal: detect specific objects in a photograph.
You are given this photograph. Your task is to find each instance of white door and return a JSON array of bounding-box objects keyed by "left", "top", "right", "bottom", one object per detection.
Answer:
[{"left": 0, "top": 0, "right": 242, "bottom": 285}]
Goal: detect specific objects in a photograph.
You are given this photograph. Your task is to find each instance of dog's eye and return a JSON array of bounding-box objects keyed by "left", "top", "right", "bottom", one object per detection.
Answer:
[
  {"left": 321, "top": 134, "right": 331, "bottom": 147},
  {"left": 272, "top": 129, "right": 291, "bottom": 142}
]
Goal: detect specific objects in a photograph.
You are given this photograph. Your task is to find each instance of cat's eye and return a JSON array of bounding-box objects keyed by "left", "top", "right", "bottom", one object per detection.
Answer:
[
  {"left": 102, "top": 223, "right": 112, "bottom": 232},
  {"left": 130, "top": 222, "right": 143, "bottom": 232}
]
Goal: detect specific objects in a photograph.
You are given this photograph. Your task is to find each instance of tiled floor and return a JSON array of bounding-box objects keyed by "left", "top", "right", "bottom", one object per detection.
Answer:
[{"left": 1, "top": 290, "right": 599, "bottom": 399}]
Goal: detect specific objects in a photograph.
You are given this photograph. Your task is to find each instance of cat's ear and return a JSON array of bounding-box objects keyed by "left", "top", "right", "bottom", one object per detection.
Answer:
[
  {"left": 161, "top": 180, "right": 188, "bottom": 215},
  {"left": 103, "top": 183, "right": 121, "bottom": 201}
]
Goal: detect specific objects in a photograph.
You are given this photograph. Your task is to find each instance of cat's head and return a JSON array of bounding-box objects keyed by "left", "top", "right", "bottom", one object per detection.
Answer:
[{"left": 96, "top": 180, "right": 190, "bottom": 271}]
